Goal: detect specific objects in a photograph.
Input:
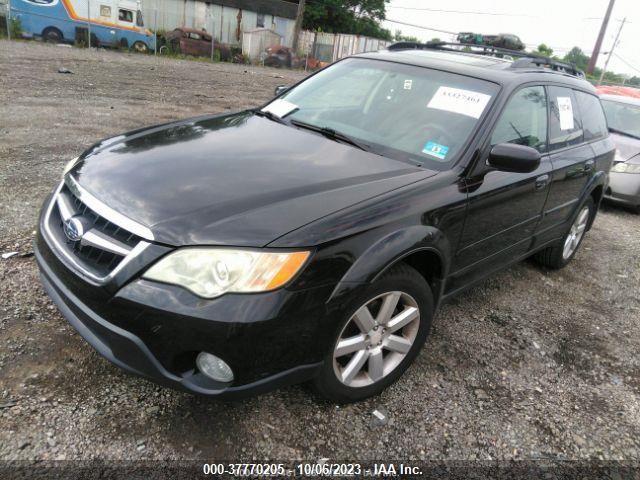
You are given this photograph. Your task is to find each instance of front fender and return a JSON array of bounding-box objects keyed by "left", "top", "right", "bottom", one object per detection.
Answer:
[{"left": 328, "top": 225, "right": 450, "bottom": 302}]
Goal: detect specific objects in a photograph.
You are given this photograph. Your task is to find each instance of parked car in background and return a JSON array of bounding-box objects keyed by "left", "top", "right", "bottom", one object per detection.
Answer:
[
  {"left": 164, "top": 27, "right": 240, "bottom": 61},
  {"left": 10, "top": 0, "right": 154, "bottom": 51},
  {"left": 37, "top": 43, "right": 613, "bottom": 402},
  {"left": 263, "top": 44, "right": 327, "bottom": 70},
  {"left": 598, "top": 92, "right": 640, "bottom": 212}
]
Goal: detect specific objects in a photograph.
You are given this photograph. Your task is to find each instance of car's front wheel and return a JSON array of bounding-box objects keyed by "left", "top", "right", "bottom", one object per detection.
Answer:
[{"left": 314, "top": 264, "right": 433, "bottom": 403}]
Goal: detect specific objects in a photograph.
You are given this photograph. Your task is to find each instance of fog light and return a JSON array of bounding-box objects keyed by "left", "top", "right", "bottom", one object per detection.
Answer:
[{"left": 196, "top": 352, "right": 234, "bottom": 383}]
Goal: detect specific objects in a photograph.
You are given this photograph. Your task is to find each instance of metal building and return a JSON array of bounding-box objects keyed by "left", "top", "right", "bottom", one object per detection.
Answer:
[{"left": 141, "top": 0, "right": 297, "bottom": 46}]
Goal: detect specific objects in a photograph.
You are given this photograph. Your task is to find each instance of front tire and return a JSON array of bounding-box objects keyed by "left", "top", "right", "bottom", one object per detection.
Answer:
[
  {"left": 314, "top": 264, "right": 433, "bottom": 403},
  {"left": 132, "top": 41, "right": 148, "bottom": 53},
  {"left": 534, "top": 197, "right": 595, "bottom": 269},
  {"left": 42, "top": 27, "right": 63, "bottom": 44}
]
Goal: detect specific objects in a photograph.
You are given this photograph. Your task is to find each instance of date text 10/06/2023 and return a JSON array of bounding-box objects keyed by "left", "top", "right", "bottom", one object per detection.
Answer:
[{"left": 201, "top": 463, "right": 424, "bottom": 477}]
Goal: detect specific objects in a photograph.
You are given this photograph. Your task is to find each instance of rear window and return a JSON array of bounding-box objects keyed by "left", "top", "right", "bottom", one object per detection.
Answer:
[
  {"left": 548, "top": 86, "right": 584, "bottom": 150},
  {"left": 575, "top": 91, "right": 608, "bottom": 141},
  {"left": 601, "top": 99, "right": 640, "bottom": 139}
]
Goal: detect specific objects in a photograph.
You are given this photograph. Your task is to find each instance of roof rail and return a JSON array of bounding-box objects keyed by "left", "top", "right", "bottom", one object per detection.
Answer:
[{"left": 387, "top": 41, "right": 585, "bottom": 79}]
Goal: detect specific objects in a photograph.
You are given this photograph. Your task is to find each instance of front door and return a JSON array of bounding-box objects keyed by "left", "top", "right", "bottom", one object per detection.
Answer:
[{"left": 449, "top": 85, "right": 552, "bottom": 292}]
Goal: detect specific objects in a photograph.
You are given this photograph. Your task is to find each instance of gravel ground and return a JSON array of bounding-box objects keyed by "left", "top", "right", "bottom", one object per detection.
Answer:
[{"left": 1, "top": 40, "right": 640, "bottom": 465}]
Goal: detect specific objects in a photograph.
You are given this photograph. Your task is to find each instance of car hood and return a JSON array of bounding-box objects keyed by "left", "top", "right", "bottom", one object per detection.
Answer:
[
  {"left": 610, "top": 131, "right": 640, "bottom": 162},
  {"left": 71, "top": 112, "right": 435, "bottom": 247}
]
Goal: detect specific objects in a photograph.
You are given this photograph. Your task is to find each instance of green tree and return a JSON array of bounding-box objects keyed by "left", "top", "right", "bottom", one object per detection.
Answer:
[
  {"left": 563, "top": 46, "right": 589, "bottom": 71},
  {"left": 393, "top": 30, "right": 419, "bottom": 42},
  {"left": 532, "top": 43, "right": 553, "bottom": 57},
  {"left": 303, "top": 0, "right": 392, "bottom": 40}
]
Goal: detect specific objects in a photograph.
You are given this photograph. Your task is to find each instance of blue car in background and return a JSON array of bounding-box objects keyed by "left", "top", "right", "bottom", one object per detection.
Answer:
[{"left": 10, "top": 0, "right": 155, "bottom": 51}]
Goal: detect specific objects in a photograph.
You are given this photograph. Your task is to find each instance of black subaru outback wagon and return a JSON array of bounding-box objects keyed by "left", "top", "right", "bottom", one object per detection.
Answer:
[{"left": 36, "top": 43, "right": 614, "bottom": 402}]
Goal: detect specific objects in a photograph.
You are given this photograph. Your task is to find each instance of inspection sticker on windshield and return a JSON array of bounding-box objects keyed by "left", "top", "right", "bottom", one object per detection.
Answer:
[
  {"left": 261, "top": 99, "right": 299, "bottom": 118},
  {"left": 557, "top": 96, "right": 574, "bottom": 130},
  {"left": 422, "top": 141, "right": 449, "bottom": 161},
  {"left": 427, "top": 86, "right": 491, "bottom": 118}
]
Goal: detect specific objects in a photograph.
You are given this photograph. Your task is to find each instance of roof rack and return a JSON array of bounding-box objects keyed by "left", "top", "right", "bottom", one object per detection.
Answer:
[{"left": 387, "top": 41, "right": 585, "bottom": 79}]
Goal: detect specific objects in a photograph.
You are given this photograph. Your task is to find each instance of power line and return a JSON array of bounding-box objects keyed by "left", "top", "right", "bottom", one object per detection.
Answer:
[
  {"left": 613, "top": 53, "right": 640, "bottom": 75},
  {"left": 384, "top": 18, "right": 457, "bottom": 36},
  {"left": 387, "top": 6, "right": 539, "bottom": 17}
]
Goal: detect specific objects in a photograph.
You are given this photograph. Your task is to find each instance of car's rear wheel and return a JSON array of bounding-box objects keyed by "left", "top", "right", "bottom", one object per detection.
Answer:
[
  {"left": 534, "top": 197, "right": 594, "bottom": 269},
  {"left": 314, "top": 264, "right": 433, "bottom": 403},
  {"left": 42, "top": 27, "right": 63, "bottom": 44}
]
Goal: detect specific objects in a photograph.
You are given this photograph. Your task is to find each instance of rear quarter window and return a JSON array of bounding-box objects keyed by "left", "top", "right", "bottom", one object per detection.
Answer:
[
  {"left": 574, "top": 90, "right": 608, "bottom": 141},
  {"left": 548, "top": 86, "right": 584, "bottom": 150}
]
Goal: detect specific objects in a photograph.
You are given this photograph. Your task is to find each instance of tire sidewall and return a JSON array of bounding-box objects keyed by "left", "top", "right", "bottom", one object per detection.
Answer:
[
  {"left": 316, "top": 266, "right": 434, "bottom": 402},
  {"left": 557, "top": 197, "right": 595, "bottom": 267}
]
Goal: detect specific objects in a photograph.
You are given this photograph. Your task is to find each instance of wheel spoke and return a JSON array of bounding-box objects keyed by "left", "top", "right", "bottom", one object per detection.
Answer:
[
  {"left": 578, "top": 208, "right": 589, "bottom": 225},
  {"left": 376, "top": 292, "right": 400, "bottom": 324},
  {"left": 368, "top": 349, "right": 384, "bottom": 381},
  {"left": 384, "top": 334, "right": 412, "bottom": 354},
  {"left": 386, "top": 306, "right": 419, "bottom": 333},
  {"left": 335, "top": 334, "right": 368, "bottom": 358},
  {"left": 352, "top": 305, "right": 376, "bottom": 333},
  {"left": 341, "top": 349, "right": 369, "bottom": 384}
]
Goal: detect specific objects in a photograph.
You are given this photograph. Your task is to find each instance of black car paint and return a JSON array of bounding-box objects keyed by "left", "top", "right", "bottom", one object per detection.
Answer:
[{"left": 36, "top": 51, "right": 615, "bottom": 398}]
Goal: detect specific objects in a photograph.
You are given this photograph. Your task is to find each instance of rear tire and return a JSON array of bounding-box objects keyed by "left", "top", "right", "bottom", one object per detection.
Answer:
[
  {"left": 314, "top": 263, "right": 433, "bottom": 403},
  {"left": 534, "top": 197, "right": 595, "bottom": 269},
  {"left": 132, "top": 41, "right": 148, "bottom": 53},
  {"left": 42, "top": 27, "right": 63, "bottom": 44}
]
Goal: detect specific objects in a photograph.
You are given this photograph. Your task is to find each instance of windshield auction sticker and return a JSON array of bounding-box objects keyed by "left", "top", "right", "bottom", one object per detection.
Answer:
[
  {"left": 262, "top": 99, "right": 299, "bottom": 118},
  {"left": 427, "top": 86, "right": 491, "bottom": 118}
]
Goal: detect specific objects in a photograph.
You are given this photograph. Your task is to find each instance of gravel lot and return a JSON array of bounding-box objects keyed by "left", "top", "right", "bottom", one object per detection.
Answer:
[{"left": 1, "top": 40, "right": 640, "bottom": 465}]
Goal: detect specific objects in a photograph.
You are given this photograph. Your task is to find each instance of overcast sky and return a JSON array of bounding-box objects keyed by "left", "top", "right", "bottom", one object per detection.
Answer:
[{"left": 382, "top": 0, "right": 640, "bottom": 78}]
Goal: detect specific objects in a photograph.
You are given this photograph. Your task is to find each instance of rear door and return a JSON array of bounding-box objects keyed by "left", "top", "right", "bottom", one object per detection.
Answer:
[
  {"left": 535, "top": 86, "right": 592, "bottom": 242},
  {"left": 451, "top": 85, "right": 552, "bottom": 288}
]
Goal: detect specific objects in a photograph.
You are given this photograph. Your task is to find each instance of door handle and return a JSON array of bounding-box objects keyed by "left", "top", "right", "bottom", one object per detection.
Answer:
[
  {"left": 535, "top": 174, "right": 550, "bottom": 190},
  {"left": 584, "top": 159, "right": 595, "bottom": 171}
]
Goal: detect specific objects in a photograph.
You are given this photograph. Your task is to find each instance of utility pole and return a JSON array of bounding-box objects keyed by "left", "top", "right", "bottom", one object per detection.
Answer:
[
  {"left": 598, "top": 17, "right": 626, "bottom": 85},
  {"left": 587, "top": 0, "right": 616, "bottom": 74},
  {"left": 291, "top": 0, "right": 305, "bottom": 53}
]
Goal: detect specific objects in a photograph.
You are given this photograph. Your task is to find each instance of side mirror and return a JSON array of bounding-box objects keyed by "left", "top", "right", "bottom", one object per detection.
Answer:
[
  {"left": 488, "top": 143, "right": 541, "bottom": 173},
  {"left": 274, "top": 85, "right": 289, "bottom": 96}
]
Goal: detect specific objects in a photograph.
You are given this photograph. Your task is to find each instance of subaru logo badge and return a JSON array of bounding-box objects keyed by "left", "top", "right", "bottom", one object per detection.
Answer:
[{"left": 63, "top": 217, "right": 85, "bottom": 242}]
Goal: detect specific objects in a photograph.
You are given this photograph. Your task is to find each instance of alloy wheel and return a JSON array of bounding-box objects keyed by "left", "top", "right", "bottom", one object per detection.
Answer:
[
  {"left": 562, "top": 205, "right": 590, "bottom": 260},
  {"left": 333, "top": 291, "right": 420, "bottom": 388}
]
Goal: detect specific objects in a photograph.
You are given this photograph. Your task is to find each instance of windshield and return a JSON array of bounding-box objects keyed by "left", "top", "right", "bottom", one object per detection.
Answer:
[
  {"left": 601, "top": 99, "right": 640, "bottom": 139},
  {"left": 270, "top": 58, "right": 499, "bottom": 168}
]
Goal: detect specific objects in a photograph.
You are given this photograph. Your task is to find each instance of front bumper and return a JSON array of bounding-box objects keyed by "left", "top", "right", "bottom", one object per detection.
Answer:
[
  {"left": 604, "top": 171, "right": 640, "bottom": 208},
  {"left": 35, "top": 235, "right": 336, "bottom": 398}
]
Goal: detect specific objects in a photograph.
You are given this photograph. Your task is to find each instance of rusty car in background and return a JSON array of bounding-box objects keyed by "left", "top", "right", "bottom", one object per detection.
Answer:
[
  {"left": 263, "top": 44, "right": 327, "bottom": 70},
  {"left": 164, "top": 27, "right": 242, "bottom": 62}
]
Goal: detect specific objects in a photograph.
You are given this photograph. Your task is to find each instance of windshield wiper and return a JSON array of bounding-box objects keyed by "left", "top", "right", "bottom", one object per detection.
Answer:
[
  {"left": 253, "top": 109, "right": 288, "bottom": 124},
  {"left": 609, "top": 127, "right": 640, "bottom": 141},
  {"left": 289, "top": 119, "right": 371, "bottom": 152}
]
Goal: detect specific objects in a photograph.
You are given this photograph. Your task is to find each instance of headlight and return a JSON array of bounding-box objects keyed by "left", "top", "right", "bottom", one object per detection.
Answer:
[
  {"left": 62, "top": 157, "right": 80, "bottom": 178},
  {"left": 142, "top": 248, "right": 311, "bottom": 298},
  {"left": 611, "top": 162, "right": 640, "bottom": 174}
]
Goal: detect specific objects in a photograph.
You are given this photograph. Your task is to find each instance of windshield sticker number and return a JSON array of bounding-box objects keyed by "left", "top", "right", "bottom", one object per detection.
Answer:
[
  {"left": 404, "top": 79, "right": 413, "bottom": 90},
  {"left": 427, "top": 86, "right": 491, "bottom": 119},
  {"left": 422, "top": 141, "right": 449, "bottom": 161},
  {"left": 262, "top": 99, "right": 299, "bottom": 118},
  {"left": 557, "top": 96, "right": 574, "bottom": 130}
]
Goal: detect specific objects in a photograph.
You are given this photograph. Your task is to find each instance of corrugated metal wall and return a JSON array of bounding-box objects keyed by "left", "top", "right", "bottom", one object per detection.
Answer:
[{"left": 142, "top": 0, "right": 295, "bottom": 45}]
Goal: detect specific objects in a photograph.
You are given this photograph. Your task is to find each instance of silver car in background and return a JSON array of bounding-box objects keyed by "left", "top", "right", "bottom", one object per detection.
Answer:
[{"left": 600, "top": 94, "right": 640, "bottom": 213}]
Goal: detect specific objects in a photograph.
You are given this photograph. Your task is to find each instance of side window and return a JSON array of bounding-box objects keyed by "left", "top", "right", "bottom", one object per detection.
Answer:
[
  {"left": 118, "top": 9, "right": 133, "bottom": 23},
  {"left": 548, "top": 86, "right": 583, "bottom": 150},
  {"left": 256, "top": 13, "right": 265, "bottom": 28},
  {"left": 100, "top": 5, "right": 111, "bottom": 17},
  {"left": 491, "top": 86, "right": 548, "bottom": 152},
  {"left": 574, "top": 90, "right": 608, "bottom": 141}
]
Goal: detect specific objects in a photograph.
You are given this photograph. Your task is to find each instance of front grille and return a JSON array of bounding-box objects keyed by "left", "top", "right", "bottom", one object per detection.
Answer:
[{"left": 44, "top": 180, "right": 145, "bottom": 279}]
